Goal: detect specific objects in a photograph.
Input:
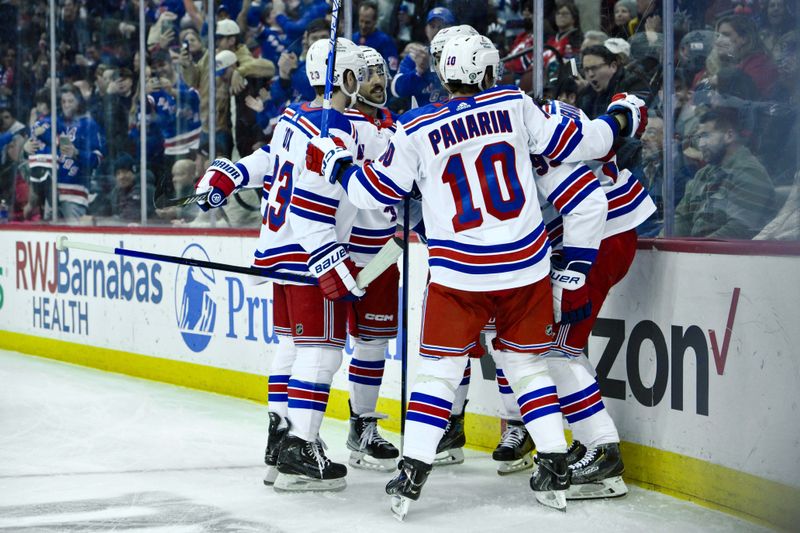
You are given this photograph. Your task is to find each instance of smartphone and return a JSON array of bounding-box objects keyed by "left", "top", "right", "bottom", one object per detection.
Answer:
[
  {"left": 182, "top": 39, "right": 190, "bottom": 52},
  {"left": 59, "top": 134, "right": 72, "bottom": 147}
]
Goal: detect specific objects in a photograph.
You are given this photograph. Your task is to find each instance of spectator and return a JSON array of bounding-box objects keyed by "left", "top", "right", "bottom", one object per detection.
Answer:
[
  {"left": 270, "top": 18, "right": 328, "bottom": 112},
  {"left": 759, "top": 0, "right": 797, "bottom": 62},
  {"left": 96, "top": 67, "right": 135, "bottom": 163},
  {"left": 581, "top": 29, "right": 609, "bottom": 50},
  {"left": 391, "top": 7, "right": 455, "bottom": 108},
  {"left": 155, "top": 158, "right": 197, "bottom": 224},
  {"left": 0, "top": 105, "right": 26, "bottom": 153},
  {"left": 179, "top": 28, "right": 205, "bottom": 64},
  {"left": 610, "top": 0, "right": 637, "bottom": 38},
  {"left": 257, "top": 3, "right": 288, "bottom": 66},
  {"left": 24, "top": 84, "right": 105, "bottom": 222},
  {"left": 679, "top": 29, "right": 715, "bottom": 80},
  {"left": 0, "top": 133, "right": 30, "bottom": 221},
  {"left": 180, "top": 18, "right": 263, "bottom": 159},
  {"left": 108, "top": 153, "right": 154, "bottom": 222},
  {"left": 546, "top": 0, "right": 583, "bottom": 60},
  {"left": 577, "top": 44, "right": 649, "bottom": 118},
  {"left": 271, "top": 0, "right": 329, "bottom": 46},
  {"left": 674, "top": 109, "right": 777, "bottom": 239},
  {"left": 709, "top": 14, "right": 778, "bottom": 98},
  {"left": 354, "top": 1, "right": 399, "bottom": 73},
  {"left": 150, "top": 50, "right": 201, "bottom": 159}
]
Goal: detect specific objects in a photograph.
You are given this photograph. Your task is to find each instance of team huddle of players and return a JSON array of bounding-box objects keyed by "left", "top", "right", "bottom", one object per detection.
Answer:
[{"left": 194, "top": 23, "right": 653, "bottom": 518}]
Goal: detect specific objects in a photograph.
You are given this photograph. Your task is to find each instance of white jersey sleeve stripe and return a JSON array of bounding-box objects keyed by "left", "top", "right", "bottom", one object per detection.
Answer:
[{"left": 546, "top": 165, "right": 602, "bottom": 215}]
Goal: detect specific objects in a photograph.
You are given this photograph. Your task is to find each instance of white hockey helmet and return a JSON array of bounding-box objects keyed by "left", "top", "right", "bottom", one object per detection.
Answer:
[
  {"left": 429, "top": 24, "right": 479, "bottom": 76},
  {"left": 357, "top": 45, "right": 388, "bottom": 107},
  {"left": 306, "top": 38, "right": 368, "bottom": 102},
  {"left": 439, "top": 35, "right": 500, "bottom": 91}
]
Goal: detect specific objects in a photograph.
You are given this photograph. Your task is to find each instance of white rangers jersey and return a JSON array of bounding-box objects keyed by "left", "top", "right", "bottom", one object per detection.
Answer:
[
  {"left": 245, "top": 102, "right": 358, "bottom": 278},
  {"left": 339, "top": 85, "right": 618, "bottom": 292},
  {"left": 344, "top": 108, "right": 398, "bottom": 267},
  {"left": 539, "top": 100, "right": 657, "bottom": 250},
  {"left": 284, "top": 104, "right": 361, "bottom": 268}
]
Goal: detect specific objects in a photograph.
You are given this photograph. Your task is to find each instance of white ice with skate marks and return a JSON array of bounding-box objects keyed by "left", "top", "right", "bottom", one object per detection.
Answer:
[{"left": 0, "top": 350, "right": 768, "bottom": 533}]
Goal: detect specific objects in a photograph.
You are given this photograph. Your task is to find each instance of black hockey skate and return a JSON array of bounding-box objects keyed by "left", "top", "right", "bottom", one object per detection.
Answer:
[
  {"left": 493, "top": 420, "right": 535, "bottom": 475},
  {"left": 347, "top": 407, "right": 399, "bottom": 472},
  {"left": 530, "top": 452, "right": 570, "bottom": 511},
  {"left": 263, "top": 412, "right": 288, "bottom": 486},
  {"left": 566, "top": 439, "right": 587, "bottom": 465},
  {"left": 274, "top": 434, "right": 347, "bottom": 492},
  {"left": 567, "top": 442, "right": 627, "bottom": 500},
  {"left": 434, "top": 410, "right": 466, "bottom": 466},
  {"left": 385, "top": 457, "right": 433, "bottom": 521}
]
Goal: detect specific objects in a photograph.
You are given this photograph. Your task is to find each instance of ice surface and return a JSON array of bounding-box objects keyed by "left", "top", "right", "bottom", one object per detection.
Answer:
[{"left": 0, "top": 350, "right": 769, "bottom": 533}]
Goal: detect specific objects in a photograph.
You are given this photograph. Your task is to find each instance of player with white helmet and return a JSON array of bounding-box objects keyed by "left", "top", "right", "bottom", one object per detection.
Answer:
[
  {"left": 306, "top": 33, "right": 646, "bottom": 516},
  {"left": 194, "top": 37, "right": 370, "bottom": 492},
  {"left": 429, "top": 24, "right": 479, "bottom": 80},
  {"left": 339, "top": 46, "right": 400, "bottom": 472}
]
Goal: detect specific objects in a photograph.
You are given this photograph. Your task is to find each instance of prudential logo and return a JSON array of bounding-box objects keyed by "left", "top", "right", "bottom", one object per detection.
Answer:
[{"left": 174, "top": 244, "right": 217, "bottom": 352}]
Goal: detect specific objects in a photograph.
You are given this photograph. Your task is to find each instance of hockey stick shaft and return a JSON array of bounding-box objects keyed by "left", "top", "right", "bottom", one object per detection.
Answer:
[
  {"left": 56, "top": 236, "right": 317, "bottom": 285},
  {"left": 320, "top": 0, "right": 341, "bottom": 137},
  {"left": 399, "top": 198, "right": 410, "bottom": 452},
  {"left": 154, "top": 185, "right": 264, "bottom": 209}
]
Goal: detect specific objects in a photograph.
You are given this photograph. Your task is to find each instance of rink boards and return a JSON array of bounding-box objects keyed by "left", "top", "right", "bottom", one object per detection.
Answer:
[{"left": 1, "top": 227, "right": 798, "bottom": 529}]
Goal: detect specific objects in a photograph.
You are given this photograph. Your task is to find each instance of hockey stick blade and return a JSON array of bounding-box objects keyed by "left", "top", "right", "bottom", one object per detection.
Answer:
[{"left": 356, "top": 236, "right": 404, "bottom": 290}]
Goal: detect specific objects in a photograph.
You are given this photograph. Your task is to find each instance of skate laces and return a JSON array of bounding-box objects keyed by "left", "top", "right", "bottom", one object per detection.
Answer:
[
  {"left": 498, "top": 425, "right": 526, "bottom": 449},
  {"left": 570, "top": 446, "right": 598, "bottom": 470},
  {"left": 359, "top": 417, "right": 391, "bottom": 450},
  {"left": 304, "top": 440, "right": 330, "bottom": 477}
]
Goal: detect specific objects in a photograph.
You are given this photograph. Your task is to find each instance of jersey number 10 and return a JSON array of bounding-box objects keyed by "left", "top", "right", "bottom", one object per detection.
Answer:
[{"left": 443, "top": 141, "right": 525, "bottom": 232}]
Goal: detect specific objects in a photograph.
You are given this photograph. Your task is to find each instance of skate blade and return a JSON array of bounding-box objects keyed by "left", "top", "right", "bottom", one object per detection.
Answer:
[
  {"left": 349, "top": 451, "right": 397, "bottom": 472},
  {"left": 496, "top": 455, "right": 534, "bottom": 475},
  {"left": 263, "top": 465, "right": 278, "bottom": 486},
  {"left": 273, "top": 473, "right": 347, "bottom": 493},
  {"left": 566, "top": 476, "right": 628, "bottom": 500},
  {"left": 534, "top": 489, "right": 567, "bottom": 511},
  {"left": 390, "top": 495, "right": 412, "bottom": 522},
  {"left": 433, "top": 447, "right": 464, "bottom": 466}
]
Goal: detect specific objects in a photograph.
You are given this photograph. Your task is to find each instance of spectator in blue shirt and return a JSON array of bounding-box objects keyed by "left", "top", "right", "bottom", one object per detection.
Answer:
[
  {"left": 270, "top": 18, "right": 328, "bottom": 111},
  {"left": 272, "top": 0, "right": 329, "bottom": 47},
  {"left": 353, "top": 1, "right": 400, "bottom": 74},
  {"left": 391, "top": 7, "right": 455, "bottom": 108}
]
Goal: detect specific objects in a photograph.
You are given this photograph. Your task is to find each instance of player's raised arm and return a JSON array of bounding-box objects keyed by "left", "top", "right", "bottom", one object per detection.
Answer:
[
  {"left": 525, "top": 92, "right": 647, "bottom": 164},
  {"left": 306, "top": 124, "right": 417, "bottom": 210}
]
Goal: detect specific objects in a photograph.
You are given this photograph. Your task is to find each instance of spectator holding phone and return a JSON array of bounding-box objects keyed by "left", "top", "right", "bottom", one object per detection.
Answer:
[{"left": 23, "top": 84, "right": 105, "bottom": 222}]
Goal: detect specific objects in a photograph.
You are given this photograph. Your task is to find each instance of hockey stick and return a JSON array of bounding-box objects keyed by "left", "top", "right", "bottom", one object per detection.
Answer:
[
  {"left": 399, "top": 198, "right": 410, "bottom": 454},
  {"left": 56, "top": 236, "right": 317, "bottom": 285},
  {"left": 56, "top": 235, "right": 403, "bottom": 290},
  {"left": 154, "top": 185, "right": 263, "bottom": 209},
  {"left": 320, "top": 0, "right": 341, "bottom": 137}
]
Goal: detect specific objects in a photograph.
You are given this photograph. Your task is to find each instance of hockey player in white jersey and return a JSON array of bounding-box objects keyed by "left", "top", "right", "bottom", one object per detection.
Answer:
[
  {"left": 491, "top": 98, "right": 656, "bottom": 497},
  {"left": 306, "top": 35, "right": 647, "bottom": 515},
  {"left": 341, "top": 46, "right": 400, "bottom": 471},
  {"left": 194, "top": 37, "right": 368, "bottom": 492}
]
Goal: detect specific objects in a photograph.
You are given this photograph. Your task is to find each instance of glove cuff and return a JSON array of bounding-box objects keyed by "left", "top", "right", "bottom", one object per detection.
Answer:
[
  {"left": 308, "top": 243, "right": 348, "bottom": 278},
  {"left": 207, "top": 158, "right": 244, "bottom": 195}
]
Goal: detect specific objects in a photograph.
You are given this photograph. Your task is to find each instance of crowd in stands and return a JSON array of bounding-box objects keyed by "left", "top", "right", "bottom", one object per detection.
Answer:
[{"left": 0, "top": 0, "right": 795, "bottom": 240}]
